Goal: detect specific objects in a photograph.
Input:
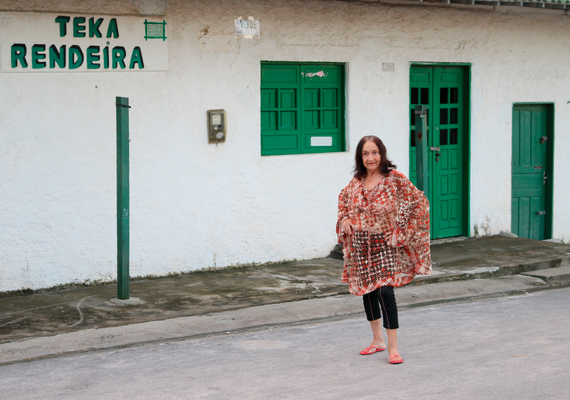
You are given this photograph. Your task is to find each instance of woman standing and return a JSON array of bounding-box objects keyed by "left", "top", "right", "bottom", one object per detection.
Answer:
[{"left": 337, "top": 135, "right": 431, "bottom": 364}]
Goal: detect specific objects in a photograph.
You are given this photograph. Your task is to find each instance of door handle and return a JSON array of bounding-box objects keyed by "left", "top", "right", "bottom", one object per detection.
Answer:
[
  {"left": 435, "top": 152, "right": 441, "bottom": 162},
  {"left": 543, "top": 172, "right": 548, "bottom": 186},
  {"left": 536, "top": 211, "right": 547, "bottom": 216}
]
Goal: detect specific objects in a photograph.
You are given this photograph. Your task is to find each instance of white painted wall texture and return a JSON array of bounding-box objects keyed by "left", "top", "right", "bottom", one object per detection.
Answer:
[{"left": 1, "top": 0, "right": 570, "bottom": 292}]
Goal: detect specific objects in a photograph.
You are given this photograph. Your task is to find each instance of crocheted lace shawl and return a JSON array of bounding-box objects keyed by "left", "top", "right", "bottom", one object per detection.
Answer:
[{"left": 337, "top": 170, "right": 432, "bottom": 296}]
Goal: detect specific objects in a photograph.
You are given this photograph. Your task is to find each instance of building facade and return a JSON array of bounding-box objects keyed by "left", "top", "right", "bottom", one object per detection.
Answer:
[{"left": 1, "top": 0, "right": 569, "bottom": 292}]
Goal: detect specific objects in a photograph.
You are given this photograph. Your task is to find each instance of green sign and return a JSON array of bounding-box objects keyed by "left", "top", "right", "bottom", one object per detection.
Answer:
[{"left": 1, "top": 12, "right": 169, "bottom": 72}]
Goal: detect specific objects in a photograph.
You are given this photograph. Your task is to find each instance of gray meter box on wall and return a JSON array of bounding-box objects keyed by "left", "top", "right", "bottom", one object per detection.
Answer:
[{"left": 207, "top": 110, "right": 227, "bottom": 144}]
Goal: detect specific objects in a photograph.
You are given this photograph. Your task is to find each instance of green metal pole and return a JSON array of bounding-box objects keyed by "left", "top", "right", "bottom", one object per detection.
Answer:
[
  {"left": 414, "top": 105, "right": 429, "bottom": 198},
  {"left": 116, "top": 96, "right": 130, "bottom": 300}
]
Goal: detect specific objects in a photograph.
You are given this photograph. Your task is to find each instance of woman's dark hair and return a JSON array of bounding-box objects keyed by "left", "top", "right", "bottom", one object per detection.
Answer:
[{"left": 353, "top": 135, "right": 397, "bottom": 179}]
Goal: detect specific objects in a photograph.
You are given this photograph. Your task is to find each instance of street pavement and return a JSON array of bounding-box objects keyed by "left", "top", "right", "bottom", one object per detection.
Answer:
[
  {"left": 1, "top": 286, "right": 569, "bottom": 399},
  {"left": 1, "top": 236, "right": 570, "bottom": 364}
]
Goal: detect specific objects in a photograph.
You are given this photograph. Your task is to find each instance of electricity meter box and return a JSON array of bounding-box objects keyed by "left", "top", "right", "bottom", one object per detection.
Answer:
[{"left": 207, "top": 110, "right": 227, "bottom": 144}]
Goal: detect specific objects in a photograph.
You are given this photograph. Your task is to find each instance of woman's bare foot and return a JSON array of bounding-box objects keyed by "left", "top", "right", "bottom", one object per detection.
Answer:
[
  {"left": 386, "top": 328, "right": 401, "bottom": 361},
  {"left": 363, "top": 319, "right": 386, "bottom": 354},
  {"left": 387, "top": 343, "right": 399, "bottom": 357},
  {"left": 372, "top": 339, "right": 386, "bottom": 350}
]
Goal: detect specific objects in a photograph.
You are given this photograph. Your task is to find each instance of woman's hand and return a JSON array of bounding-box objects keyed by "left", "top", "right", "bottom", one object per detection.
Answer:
[{"left": 341, "top": 219, "right": 354, "bottom": 236}]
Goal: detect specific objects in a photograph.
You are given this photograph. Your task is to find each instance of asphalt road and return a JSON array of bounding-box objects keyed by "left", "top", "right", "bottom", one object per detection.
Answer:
[{"left": 2, "top": 287, "right": 569, "bottom": 400}]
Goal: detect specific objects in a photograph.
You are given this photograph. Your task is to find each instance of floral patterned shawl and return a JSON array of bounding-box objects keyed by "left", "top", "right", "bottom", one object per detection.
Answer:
[{"left": 337, "top": 170, "right": 432, "bottom": 296}]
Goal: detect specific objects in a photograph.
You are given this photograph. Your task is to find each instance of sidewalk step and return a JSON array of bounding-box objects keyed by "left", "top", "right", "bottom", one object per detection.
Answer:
[
  {"left": 412, "top": 254, "right": 570, "bottom": 285},
  {"left": 329, "top": 244, "right": 343, "bottom": 260},
  {"left": 330, "top": 237, "right": 570, "bottom": 283},
  {"left": 522, "top": 265, "right": 570, "bottom": 284}
]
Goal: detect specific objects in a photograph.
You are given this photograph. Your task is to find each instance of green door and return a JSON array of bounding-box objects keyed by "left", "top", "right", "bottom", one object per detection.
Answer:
[
  {"left": 409, "top": 65, "right": 469, "bottom": 239},
  {"left": 511, "top": 105, "right": 551, "bottom": 240}
]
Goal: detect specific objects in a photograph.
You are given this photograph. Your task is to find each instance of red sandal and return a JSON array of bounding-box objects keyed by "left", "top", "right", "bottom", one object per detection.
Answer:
[
  {"left": 359, "top": 346, "right": 385, "bottom": 355},
  {"left": 389, "top": 354, "right": 404, "bottom": 364}
]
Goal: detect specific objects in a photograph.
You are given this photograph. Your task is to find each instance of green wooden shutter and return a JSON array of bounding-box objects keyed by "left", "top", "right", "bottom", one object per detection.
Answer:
[
  {"left": 261, "top": 64, "right": 301, "bottom": 155},
  {"left": 261, "top": 62, "right": 345, "bottom": 156}
]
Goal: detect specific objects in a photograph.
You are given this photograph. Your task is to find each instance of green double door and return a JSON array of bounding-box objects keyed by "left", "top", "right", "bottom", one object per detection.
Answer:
[
  {"left": 409, "top": 65, "right": 469, "bottom": 239},
  {"left": 511, "top": 105, "right": 552, "bottom": 240}
]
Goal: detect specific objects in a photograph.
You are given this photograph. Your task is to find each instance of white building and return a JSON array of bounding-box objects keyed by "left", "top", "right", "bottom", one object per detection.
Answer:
[{"left": 1, "top": 0, "right": 569, "bottom": 292}]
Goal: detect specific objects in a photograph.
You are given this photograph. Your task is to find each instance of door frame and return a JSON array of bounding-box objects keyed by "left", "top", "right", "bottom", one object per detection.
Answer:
[
  {"left": 512, "top": 102, "right": 555, "bottom": 239},
  {"left": 409, "top": 62, "right": 472, "bottom": 238}
]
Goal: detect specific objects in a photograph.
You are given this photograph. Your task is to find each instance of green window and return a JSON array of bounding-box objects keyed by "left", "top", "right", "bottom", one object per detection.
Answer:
[{"left": 260, "top": 62, "right": 345, "bottom": 156}]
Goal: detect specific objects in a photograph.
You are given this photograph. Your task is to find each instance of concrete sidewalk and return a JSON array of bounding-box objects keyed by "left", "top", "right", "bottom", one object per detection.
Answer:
[{"left": 1, "top": 236, "right": 570, "bottom": 364}]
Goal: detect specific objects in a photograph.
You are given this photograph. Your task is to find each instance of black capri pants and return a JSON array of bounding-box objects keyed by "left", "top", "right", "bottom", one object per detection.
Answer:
[{"left": 362, "top": 286, "right": 399, "bottom": 329}]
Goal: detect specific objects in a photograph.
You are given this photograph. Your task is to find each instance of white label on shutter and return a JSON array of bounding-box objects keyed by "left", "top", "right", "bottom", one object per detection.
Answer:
[{"left": 311, "top": 136, "right": 332, "bottom": 147}]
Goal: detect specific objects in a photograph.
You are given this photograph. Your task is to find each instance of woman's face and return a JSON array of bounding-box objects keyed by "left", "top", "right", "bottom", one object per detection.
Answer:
[{"left": 362, "top": 141, "right": 381, "bottom": 175}]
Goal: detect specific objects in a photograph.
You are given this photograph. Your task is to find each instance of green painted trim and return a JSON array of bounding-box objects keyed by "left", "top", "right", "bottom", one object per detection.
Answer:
[
  {"left": 410, "top": 62, "right": 472, "bottom": 67},
  {"left": 546, "top": 104, "right": 555, "bottom": 239},
  {"left": 465, "top": 66, "right": 472, "bottom": 238},
  {"left": 261, "top": 61, "right": 343, "bottom": 66},
  {"left": 513, "top": 102, "right": 555, "bottom": 105}
]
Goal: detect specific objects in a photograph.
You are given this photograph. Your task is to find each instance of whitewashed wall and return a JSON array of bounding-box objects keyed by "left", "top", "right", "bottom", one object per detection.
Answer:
[{"left": 1, "top": 0, "right": 570, "bottom": 292}]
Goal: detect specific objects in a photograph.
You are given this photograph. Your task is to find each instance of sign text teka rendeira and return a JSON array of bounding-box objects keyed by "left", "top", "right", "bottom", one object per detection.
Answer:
[{"left": 10, "top": 16, "right": 145, "bottom": 70}]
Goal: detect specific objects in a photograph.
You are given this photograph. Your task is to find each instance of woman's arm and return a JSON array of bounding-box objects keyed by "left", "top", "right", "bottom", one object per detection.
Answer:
[
  {"left": 390, "top": 173, "right": 430, "bottom": 247},
  {"left": 337, "top": 182, "right": 354, "bottom": 239}
]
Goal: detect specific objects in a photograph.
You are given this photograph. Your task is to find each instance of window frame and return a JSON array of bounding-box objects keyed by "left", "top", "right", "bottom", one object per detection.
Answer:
[{"left": 260, "top": 61, "right": 346, "bottom": 156}]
